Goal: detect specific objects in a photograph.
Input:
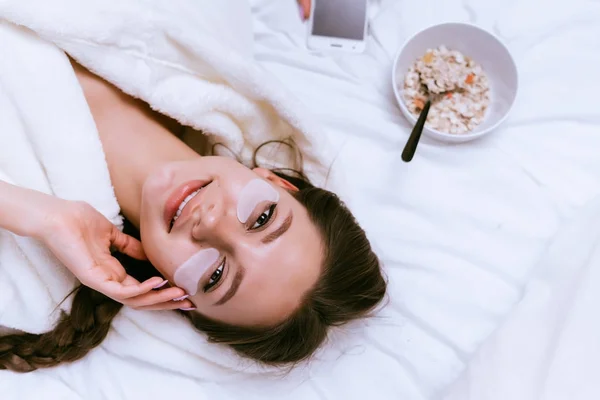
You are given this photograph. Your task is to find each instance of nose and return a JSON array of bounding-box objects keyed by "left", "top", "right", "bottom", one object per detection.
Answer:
[
  {"left": 190, "top": 200, "right": 219, "bottom": 240},
  {"left": 189, "top": 182, "right": 231, "bottom": 242}
]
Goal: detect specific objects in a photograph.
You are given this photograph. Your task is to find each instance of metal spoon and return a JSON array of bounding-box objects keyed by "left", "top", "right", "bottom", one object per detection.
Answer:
[{"left": 402, "top": 98, "right": 431, "bottom": 162}]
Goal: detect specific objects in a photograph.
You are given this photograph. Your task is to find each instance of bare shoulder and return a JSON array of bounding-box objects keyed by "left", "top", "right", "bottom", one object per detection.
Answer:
[
  {"left": 69, "top": 58, "right": 182, "bottom": 136},
  {"left": 70, "top": 58, "right": 134, "bottom": 111}
]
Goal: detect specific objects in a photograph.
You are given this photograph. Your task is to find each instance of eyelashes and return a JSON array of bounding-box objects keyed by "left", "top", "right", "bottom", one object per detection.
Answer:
[
  {"left": 250, "top": 203, "right": 277, "bottom": 230},
  {"left": 203, "top": 258, "right": 225, "bottom": 293}
]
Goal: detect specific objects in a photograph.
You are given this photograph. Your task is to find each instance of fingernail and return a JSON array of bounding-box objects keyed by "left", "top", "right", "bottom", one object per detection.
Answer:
[
  {"left": 153, "top": 280, "right": 168, "bottom": 289},
  {"left": 179, "top": 307, "right": 196, "bottom": 311},
  {"left": 173, "top": 295, "right": 189, "bottom": 302},
  {"left": 298, "top": 4, "right": 305, "bottom": 20}
]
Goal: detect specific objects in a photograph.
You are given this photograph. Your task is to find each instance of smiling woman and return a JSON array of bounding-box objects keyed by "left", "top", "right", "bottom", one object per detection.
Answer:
[
  {"left": 139, "top": 156, "right": 324, "bottom": 327},
  {"left": 0, "top": 58, "right": 387, "bottom": 371}
]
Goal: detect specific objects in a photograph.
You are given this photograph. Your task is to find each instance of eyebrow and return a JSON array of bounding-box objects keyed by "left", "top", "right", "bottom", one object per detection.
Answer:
[
  {"left": 214, "top": 264, "right": 245, "bottom": 306},
  {"left": 261, "top": 211, "right": 293, "bottom": 245},
  {"left": 213, "top": 212, "right": 293, "bottom": 307}
]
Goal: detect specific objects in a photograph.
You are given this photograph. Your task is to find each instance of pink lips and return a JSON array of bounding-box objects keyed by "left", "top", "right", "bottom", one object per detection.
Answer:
[{"left": 163, "top": 180, "right": 208, "bottom": 231}]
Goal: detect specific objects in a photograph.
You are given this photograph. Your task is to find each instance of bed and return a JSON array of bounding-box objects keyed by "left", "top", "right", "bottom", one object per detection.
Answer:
[
  {"left": 2, "top": 0, "right": 600, "bottom": 398},
  {"left": 249, "top": 0, "right": 600, "bottom": 398}
]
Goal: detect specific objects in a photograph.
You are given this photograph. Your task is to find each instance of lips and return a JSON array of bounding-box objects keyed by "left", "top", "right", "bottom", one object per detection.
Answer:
[{"left": 163, "top": 180, "right": 210, "bottom": 231}]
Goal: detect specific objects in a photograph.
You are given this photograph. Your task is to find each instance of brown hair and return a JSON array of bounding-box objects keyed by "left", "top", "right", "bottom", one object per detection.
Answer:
[{"left": 0, "top": 172, "right": 387, "bottom": 372}]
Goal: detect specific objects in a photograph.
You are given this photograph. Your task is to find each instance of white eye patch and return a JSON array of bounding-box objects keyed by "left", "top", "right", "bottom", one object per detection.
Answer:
[
  {"left": 237, "top": 179, "right": 280, "bottom": 223},
  {"left": 173, "top": 248, "right": 220, "bottom": 296}
]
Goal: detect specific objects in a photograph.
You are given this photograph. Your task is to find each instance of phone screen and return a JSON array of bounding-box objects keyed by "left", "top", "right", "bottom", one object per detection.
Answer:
[{"left": 311, "top": 0, "right": 367, "bottom": 41}]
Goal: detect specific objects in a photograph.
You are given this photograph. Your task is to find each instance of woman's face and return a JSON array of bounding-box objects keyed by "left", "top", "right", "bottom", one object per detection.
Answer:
[{"left": 140, "top": 157, "right": 323, "bottom": 327}]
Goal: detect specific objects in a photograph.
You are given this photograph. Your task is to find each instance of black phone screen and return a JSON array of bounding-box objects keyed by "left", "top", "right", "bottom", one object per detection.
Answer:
[{"left": 311, "top": 0, "right": 367, "bottom": 41}]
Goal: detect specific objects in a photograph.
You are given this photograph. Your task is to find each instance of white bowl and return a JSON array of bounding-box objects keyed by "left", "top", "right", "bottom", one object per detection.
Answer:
[{"left": 392, "top": 23, "right": 519, "bottom": 143}]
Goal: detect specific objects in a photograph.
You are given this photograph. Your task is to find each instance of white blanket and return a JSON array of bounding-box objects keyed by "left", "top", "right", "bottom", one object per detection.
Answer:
[
  {"left": 250, "top": 0, "right": 600, "bottom": 399},
  {"left": 443, "top": 196, "right": 600, "bottom": 400},
  {"left": 2, "top": 0, "right": 600, "bottom": 399}
]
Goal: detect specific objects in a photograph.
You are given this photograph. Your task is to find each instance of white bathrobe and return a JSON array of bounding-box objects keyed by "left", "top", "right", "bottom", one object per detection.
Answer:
[{"left": 0, "top": 0, "right": 333, "bottom": 336}]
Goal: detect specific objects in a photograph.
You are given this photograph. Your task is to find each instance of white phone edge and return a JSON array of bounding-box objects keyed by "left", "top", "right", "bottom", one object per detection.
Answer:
[{"left": 306, "top": 0, "right": 368, "bottom": 54}]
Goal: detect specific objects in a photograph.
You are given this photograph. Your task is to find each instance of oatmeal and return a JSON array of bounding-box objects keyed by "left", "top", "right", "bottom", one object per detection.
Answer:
[{"left": 402, "top": 45, "right": 490, "bottom": 134}]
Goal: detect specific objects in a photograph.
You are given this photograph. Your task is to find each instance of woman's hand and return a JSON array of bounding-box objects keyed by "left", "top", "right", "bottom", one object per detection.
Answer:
[
  {"left": 298, "top": 0, "right": 311, "bottom": 21},
  {"left": 37, "top": 199, "right": 195, "bottom": 311}
]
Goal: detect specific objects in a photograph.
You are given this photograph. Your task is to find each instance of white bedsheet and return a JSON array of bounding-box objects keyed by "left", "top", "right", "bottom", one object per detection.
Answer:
[
  {"left": 442, "top": 196, "right": 600, "bottom": 400},
  {"left": 2, "top": 0, "right": 600, "bottom": 399},
  {"left": 250, "top": 0, "right": 600, "bottom": 398}
]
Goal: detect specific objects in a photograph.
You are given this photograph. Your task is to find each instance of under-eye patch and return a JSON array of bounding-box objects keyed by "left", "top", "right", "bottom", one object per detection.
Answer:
[
  {"left": 173, "top": 248, "right": 220, "bottom": 296},
  {"left": 237, "top": 179, "right": 280, "bottom": 223}
]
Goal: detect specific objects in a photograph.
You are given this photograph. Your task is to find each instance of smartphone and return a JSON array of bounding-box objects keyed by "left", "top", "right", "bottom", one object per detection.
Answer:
[{"left": 307, "top": 0, "right": 368, "bottom": 54}]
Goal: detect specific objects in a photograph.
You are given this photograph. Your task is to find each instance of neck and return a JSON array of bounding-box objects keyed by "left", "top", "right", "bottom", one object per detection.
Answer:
[
  {"left": 73, "top": 61, "right": 200, "bottom": 227},
  {"left": 94, "top": 93, "right": 198, "bottom": 228},
  {"left": 71, "top": 60, "right": 200, "bottom": 229}
]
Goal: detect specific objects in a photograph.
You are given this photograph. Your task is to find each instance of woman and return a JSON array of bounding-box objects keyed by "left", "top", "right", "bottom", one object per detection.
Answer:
[{"left": 0, "top": 5, "right": 385, "bottom": 372}]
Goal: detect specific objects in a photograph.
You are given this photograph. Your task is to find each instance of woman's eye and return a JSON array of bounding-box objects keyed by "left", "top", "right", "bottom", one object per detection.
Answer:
[
  {"left": 204, "top": 261, "right": 225, "bottom": 292},
  {"left": 251, "top": 204, "right": 277, "bottom": 230}
]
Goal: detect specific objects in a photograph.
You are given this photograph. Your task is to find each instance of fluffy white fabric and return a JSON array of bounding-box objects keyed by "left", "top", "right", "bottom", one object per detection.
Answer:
[
  {"left": 0, "top": 22, "right": 112, "bottom": 334},
  {"left": 0, "top": 0, "right": 334, "bottom": 396},
  {"left": 0, "top": 0, "right": 331, "bottom": 334}
]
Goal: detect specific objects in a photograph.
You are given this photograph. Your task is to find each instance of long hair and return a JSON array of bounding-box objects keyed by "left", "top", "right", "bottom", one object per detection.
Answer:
[{"left": 0, "top": 149, "right": 387, "bottom": 372}]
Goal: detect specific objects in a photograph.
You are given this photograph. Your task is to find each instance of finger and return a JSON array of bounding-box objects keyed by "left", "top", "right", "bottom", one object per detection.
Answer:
[
  {"left": 101, "top": 275, "right": 166, "bottom": 300},
  {"left": 298, "top": 0, "right": 311, "bottom": 20},
  {"left": 134, "top": 300, "right": 195, "bottom": 311},
  {"left": 110, "top": 226, "right": 147, "bottom": 260},
  {"left": 123, "top": 287, "right": 186, "bottom": 308},
  {"left": 120, "top": 275, "right": 172, "bottom": 291}
]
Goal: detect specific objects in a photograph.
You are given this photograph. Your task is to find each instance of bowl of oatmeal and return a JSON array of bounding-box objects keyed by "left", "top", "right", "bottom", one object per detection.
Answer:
[{"left": 392, "top": 23, "right": 518, "bottom": 143}]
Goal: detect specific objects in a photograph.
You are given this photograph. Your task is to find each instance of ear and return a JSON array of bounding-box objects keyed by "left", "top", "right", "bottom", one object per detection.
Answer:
[{"left": 253, "top": 168, "right": 299, "bottom": 192}]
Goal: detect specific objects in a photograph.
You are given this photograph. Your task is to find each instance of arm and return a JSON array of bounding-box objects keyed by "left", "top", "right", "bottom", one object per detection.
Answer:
[
  {"left": 0, "top": 179, "right": 193, "bottom": 310},
  {"left": 298, "top": 0, "right": 311, "bottom": 20},
  {"left": 0, "top": 179, "right": 51, "bottom": 238}
]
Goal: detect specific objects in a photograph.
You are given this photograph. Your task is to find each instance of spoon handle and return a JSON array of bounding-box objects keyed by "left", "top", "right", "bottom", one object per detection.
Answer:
[{"left": 402, "top": 99, "right": 431, "bottom": 162}]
